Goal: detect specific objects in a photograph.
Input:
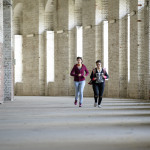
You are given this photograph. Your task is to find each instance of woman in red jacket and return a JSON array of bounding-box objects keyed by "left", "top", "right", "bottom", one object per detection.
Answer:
[{"left": 70, "top": 57, "right": 89, "bottom": 107}]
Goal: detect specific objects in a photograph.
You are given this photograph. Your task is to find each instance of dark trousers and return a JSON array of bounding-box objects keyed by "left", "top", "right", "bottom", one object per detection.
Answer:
[{"left": 92, "top": 82, "right": 105, "bottom": 105}]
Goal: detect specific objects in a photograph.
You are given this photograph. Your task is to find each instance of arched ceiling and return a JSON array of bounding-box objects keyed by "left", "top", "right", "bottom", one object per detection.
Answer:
[
  {"left": 13, "top": 3, "right": 23, "bottom": 18},
  {"left": 45, "top": 0, "right": 54, "bottom": 13}
]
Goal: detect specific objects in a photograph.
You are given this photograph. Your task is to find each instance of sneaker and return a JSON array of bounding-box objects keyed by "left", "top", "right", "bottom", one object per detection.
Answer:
[
  {"left": 98, "top": 105, "right": 102, "bottom": 108},
  {"left": 74, "top": 100, "right": 77, "bottom": 105},
  {"left": 94, "top": 103, "right": 97, "bottom": 107},
  {"left": 79, "top": 103, "right": 82, "bottom": 107}
]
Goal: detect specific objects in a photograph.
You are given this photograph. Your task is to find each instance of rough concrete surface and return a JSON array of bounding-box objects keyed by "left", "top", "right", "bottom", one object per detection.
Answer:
[{"left": 0, "top": 96, "right": 150, "bottom": 150}]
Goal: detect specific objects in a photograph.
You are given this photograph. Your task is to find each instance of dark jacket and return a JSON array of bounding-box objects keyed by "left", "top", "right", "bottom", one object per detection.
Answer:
[
  {"left": 90, "top": 68, "right": 109, "bottom": 84},
  {"left": 70, "top": 64, "right": 89, "bottom": 81}
]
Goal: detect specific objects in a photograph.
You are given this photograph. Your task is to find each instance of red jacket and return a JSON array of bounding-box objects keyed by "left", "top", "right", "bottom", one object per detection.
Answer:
[{"left": 70, "top": 64, "right": 89, "bottom": 81}]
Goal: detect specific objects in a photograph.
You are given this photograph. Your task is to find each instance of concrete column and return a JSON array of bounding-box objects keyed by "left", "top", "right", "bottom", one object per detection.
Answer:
[
  {"left": 0, "top": 0, "right": 4, "bottom": 103},
  {"left": 108, "top": 0, "right": 119, "bottom": 98},
  {"left": 3, "top": 0, "right": 13, "bottom": 101}
]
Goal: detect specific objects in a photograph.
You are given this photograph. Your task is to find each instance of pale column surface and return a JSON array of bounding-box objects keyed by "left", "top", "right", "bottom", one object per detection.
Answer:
[{"left": 0, "top": 96, "right": 150, "bottom": 150}]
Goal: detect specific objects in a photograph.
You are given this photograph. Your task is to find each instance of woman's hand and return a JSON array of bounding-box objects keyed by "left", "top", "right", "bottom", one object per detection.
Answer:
[
  {"left": 102, "top": 75, "right": 106, "bottom": 79},
  {"left": 92, "top": 78, "right": 97, "bottom": 81},
  {"left": 78, "top": 74, "right": 81, "bottom": 76}
]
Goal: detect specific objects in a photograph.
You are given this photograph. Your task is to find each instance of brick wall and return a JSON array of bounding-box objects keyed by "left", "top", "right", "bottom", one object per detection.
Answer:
[
  {"left": 54, "top": 0, "right": 70, "bottom": 96},
  {"left": 12, "top": 0, "right": 150, "bottom": 99},
  {"left": 118, "top": 0, "right": 128, "bottom": 98},
  {"left": 3, "top": 0, "right": 13, "bottom": 101},
  {"left": 0, "top": 0, "right": 4, "bottom": 103},
  {"left": 82, "top": 0, "right": 96, "bottom": 97},
  {"left": 108, "top": 0, "right": 120, "bottom": 97}
]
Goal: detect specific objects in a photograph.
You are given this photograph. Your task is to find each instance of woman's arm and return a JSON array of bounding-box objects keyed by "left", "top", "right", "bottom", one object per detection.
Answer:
[
  {"left": 84, "top": 66, "right": 89, "bottom": 77},
  {"left": 90, "top": 69, "right": 96, "bottom": 80},
  {"left": 70, "top": 65, "right": 78, "bottom": 77},
  {"left": 103, "top": 69, "right": 109, "bottom": 79}
]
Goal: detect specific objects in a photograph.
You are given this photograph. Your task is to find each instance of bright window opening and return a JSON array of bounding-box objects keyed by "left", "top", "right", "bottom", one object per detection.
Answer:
[
  {"left": 14, "top": 35, "right": 23, "bottom": 83},
  {"left": 46, "top": 31, "right": 54, "bottom": 83},
  {"left": 103, "top": 21, "right": 108, "bottom": 73},
  {"left": 128, "top": 14, "right": 130, "bottom": 82},
  {"left": 76, "top": 26, "right": 83, "bottom": 57}
]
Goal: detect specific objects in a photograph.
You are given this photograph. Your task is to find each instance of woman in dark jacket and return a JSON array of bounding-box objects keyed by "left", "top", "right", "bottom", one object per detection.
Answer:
[
  {"left": 70, "top": 57, "right": 89, "bottom": 107},
  {"left": 90, "top": 60, "right": 109, "bottom": 108}
]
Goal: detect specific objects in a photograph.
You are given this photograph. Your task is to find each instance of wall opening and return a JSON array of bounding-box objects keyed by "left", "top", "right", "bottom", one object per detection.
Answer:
[
  {"left": 46, "top": 31, "right": 54, "bottom": 83},
  {"left": 127, "top": 14, "right": 130, "bottom": 82},
  {"left": 14, "top": 35, "right": 23, "bottom": 83},
  {"left": 103, "top": 21, "right": 108, "bottom": 72},
  {"left": 76, "top": 26, "right": 83, "bottom": 57}
]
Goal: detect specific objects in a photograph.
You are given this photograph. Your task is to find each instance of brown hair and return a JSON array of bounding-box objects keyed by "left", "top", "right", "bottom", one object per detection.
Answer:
[
  {"left": 96, "top": 60, "right": 101, "bottom": 64},
  {"left": 77, "top": 57, "right": 83, "bottom": 61}
]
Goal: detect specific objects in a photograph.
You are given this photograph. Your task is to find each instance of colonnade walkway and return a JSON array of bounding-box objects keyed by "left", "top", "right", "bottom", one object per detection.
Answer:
[{"left": 0, "top": 96, "right": 150, "bottom": 150}]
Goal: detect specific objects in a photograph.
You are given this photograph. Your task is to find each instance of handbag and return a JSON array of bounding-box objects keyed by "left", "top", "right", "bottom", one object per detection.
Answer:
[{"left": 88, "top": 80, "right": 93, "bottom": 85}]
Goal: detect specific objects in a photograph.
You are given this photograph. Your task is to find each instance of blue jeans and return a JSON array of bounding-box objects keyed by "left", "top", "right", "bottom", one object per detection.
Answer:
[{"left": 74, "top": 80, "right": 85, "bottom": 104}]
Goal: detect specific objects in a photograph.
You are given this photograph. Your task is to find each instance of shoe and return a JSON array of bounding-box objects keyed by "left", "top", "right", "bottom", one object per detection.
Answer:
[
  {"left": 94, "top": 103, "right": 97, "bottom": 107},
  {"left": 98, "top": 105, "right": 102, "bottom": 108},
  {"left": 74, "top": 100, "right": 77, "bottom": 105},
  {"left": 79, "top": 103, "right": 82, "bottom": 107}
]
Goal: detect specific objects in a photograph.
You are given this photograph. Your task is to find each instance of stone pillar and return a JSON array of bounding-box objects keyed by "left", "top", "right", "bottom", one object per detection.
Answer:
[
  {"left": 108, "top": 0, "right": 119, "bottom": 98},
  {"left": 3, "top": 0, "right": 13, "bottom": 101},
  {"left": 0, "top": 0, "right": 4, "bottom": 103}
]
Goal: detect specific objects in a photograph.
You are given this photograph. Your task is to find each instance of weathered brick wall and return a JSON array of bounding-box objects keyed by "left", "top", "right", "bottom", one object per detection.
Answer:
[
  {"left": 142, "top": 0, "right": 150, "bottom": 100},
  {"left": 149, "top": 0, "right": 150, "bottom": 100},
  {"left": 68, "top": 0, "right": 75, "bottom": 96},
  {"left": 3, "top": 0, "right": 13, "bottom": 101},
  {"left": 127, "top": 0, "right": 138, "bottom": 98},
  {"left": 82, "top": 0, "right": 96, "bottom": 97},
  {"left": 12, "top": 0, "right": 150, "bottom": 99},
  {"left": 54, "top": 0, "right": 70, "bottom": 96},
  {"left": 108, "top": 0, "right": 120, "bottom": 97},
  {"left": 118, "top": 0, "right": 129, "bottom": 98},
  {"left": 137, "top": 0, "right": 146, "bottom": 99},
  {"left": 0, "top": 0, "right": 4, "bottom": 103},
  {"left": 22, "top": 0, "right": 40, "bottom": 96},
  {"left": 95, "top": 0, "right": 108, "bottom": 97}
]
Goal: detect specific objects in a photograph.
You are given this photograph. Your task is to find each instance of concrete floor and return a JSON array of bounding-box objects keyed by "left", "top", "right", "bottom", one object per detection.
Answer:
[{"left": 0, "top": 96, "right": 150, "bottom": 150}]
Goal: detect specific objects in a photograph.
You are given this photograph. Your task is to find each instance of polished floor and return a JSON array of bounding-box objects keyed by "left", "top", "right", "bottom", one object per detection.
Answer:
[{"left": 0, "top": 96, "right": 150, "bottom": 150}]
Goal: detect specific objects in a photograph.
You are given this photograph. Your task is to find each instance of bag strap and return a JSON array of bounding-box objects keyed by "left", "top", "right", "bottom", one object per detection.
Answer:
[{"left": 92, "top": 68, "right": 96, "bottom": 75}]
